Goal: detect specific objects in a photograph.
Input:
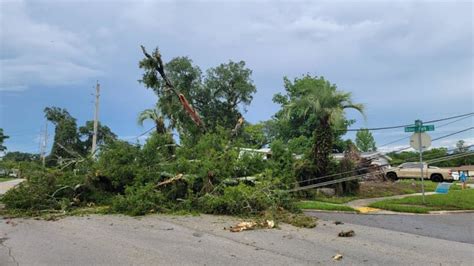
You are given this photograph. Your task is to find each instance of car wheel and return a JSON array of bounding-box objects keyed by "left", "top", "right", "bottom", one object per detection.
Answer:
[
  {"left": 431, "top": 174, "right": 443, "bottom": 183},
  {"left": 386, "top": 172, "right": 398, "bottom": 181}
]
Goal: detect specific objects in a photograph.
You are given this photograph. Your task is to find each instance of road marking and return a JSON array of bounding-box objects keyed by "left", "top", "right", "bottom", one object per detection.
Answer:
[{"left": 355, "top": 207, "right": 381, "bottom": 213}]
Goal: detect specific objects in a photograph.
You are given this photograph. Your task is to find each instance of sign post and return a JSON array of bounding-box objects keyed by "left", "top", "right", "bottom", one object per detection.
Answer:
[{"left": 405, "top": 120, "right": 435, "bottom": 204}]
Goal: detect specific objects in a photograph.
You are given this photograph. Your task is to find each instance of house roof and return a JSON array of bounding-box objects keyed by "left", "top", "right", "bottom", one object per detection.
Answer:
[
  {"left": 451, "top": 165, "right": 474, "bottom": 171},
  {"left": 332, "top": 152, "right": 392, "bottom": 161}
]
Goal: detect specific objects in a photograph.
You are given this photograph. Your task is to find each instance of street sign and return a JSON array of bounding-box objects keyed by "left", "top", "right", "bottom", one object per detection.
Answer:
[
  {"left": 404, "top": 125, "right": 435, "bottom": 133},
  {"left": 410, "top": 132, "right": 431, "bottom": 151}
]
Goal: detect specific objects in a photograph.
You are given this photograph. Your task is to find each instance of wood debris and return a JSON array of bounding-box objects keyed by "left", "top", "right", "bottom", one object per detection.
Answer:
[
  {"left": 332, "top": 253, "right": 343, "bottom": 261},
  {"left": 229, "top": 220, "right": 275, "bottom": 232},
  {"left": 156, "top": 174, "right": 184, "bottom": 187},
  {"left": 338, "top": 230, "right": 355, "bottom": 237}
]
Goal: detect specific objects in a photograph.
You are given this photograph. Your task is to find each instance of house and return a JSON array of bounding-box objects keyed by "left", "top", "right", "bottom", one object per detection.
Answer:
[
  {"left": 451, "top": 165, "right": 474, "bottom": 177},
  {"left": 238, "top": 148, "right": 272, "bottom": 160},
  {"left": 239, "top": 148, "right": 392, "bottom": 167},
  {"left": 332, "top": 151, "right": 392, "bottom": 167}
]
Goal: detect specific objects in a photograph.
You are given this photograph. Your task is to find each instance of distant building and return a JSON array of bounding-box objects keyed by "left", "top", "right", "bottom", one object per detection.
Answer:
[
  {"left": 238, "top": 148, "right": 272, "bottom": 160},
  {"left": 239, "top": 148, "right": 392, "bottom": 167},
  {"left": 451, "top": 165, "right": 474, "bottom": 177},
  {"left": 332, "top": 151, "right": 392, "bottom": 167}
]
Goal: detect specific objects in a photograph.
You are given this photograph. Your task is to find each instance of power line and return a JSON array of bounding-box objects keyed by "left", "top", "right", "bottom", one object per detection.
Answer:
[
  {"left": 432, "top": 127, "right": 474, "bottom": 141},
  {"left": 294, "top": 149, "right": 473, "bottom": 186},
  {"left": 383, "top": 126, "right": 474, "bottom": 154},
  {"left": 377, "top": 114, "right": 474, "bottom": 149},
  {"left": 424, "top": 112, "right": 474, "bottom": 124},
  {"left": 120, "top": 126, "right": 155, "bottom": 144},
  {"left": 291, "top": 151, "right": 474, "bottom": 192},
  {"left": 345, "top": 112, "right": 473, "bottom": 132},
  {"left": 435, "top": 114, "right": 474, "bottom": 128}
]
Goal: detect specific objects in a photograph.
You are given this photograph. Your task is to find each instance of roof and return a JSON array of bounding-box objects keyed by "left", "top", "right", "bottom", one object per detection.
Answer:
[
  {"left": 332, "top": 152, "right": 392, "bottom": 161},
  {"left": 451, "top": 165, "right": 474, "bottom": 171}
]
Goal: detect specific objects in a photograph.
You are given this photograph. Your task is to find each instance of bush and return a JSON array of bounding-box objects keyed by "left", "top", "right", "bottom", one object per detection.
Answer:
[
  {"left": 197, "top": 183, "right": 296, "bottom": 216},
  {"left": 96, "top": 140, "right": 140, "bottom": 192},
  {"left": 111, "top": 184, "right": 166, "bottom": 216},
  {"left": 234, "top": 153, "right": 267, "bottom": 177},
  {"left": 1, "top": 169, "right": 86, "bottom": 211}
]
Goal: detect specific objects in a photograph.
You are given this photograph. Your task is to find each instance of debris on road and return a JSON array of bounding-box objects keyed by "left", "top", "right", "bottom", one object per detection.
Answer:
[
  {"left": 332, "top": 253, "right": 343, "bottom": 261},
  {"left": 228, "top": 220, "right": 275, "bottom": 232},
  {"left": 334, "top": 221, "right": 344, "bottom": 225},
  {"left": 265, "top": 220, "right": 275, "bottom": 229},
  {"left": 338, "top": 230, "right": 355, "bottom": 237},
  {"left": 230, "top": 221, "right": 257, "bottom": 232},
  {"left": 5, "top": 219, "right": 17, "bottom": 227}
]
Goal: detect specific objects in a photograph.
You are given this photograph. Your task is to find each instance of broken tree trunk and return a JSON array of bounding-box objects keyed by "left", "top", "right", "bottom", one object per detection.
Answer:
[{"left": 140, "top": 45, "right": 206, "bottom": 130}]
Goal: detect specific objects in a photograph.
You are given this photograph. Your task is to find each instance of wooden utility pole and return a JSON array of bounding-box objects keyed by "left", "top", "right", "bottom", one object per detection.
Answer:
[
  {"left": 91, "top": 81, "right": 100, "bottom": 156},
  {"left": 40, "top": 121, "right": 48, "bottom": 167}
]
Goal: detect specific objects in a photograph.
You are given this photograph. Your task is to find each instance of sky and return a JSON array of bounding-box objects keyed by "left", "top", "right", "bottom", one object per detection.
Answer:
[{"left": 0, "top": 0, "right": 473, "bottom": 154}]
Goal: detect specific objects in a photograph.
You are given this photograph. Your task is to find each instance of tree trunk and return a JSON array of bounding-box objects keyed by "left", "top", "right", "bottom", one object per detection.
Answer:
[
  {"left": 155, "top": 119, "right": 166, "bottom": 134},
  {"left": 311, "top": 117, "right": 333, "bottom": 184}
]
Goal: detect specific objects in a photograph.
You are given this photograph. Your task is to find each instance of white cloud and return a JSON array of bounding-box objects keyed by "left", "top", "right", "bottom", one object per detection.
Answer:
[{"left": 0, "top": 0, "right": 101, "bottom": 91}]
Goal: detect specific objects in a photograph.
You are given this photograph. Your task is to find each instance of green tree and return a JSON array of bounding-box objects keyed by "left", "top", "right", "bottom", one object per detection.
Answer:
[
  {"left": 355, "top": 129, "right": 377, "bottom": 152},
  {"left": 0, "top": 128, "right": 8, "bottom": 152},
  {"left": 276, "top": 75, "right": 364, "bottom": 178},
  {"left": 239, "top": 123, "right": 268, "bottom": 149},
  {"left": 202, "top": 61, "right": 256, "bottom": 130},
  {"left": 44, "top": 107, "right": 81, "bottom": 166},
  {"left": 96, "top": 140, "right": 140, "bottom": 192},
  {"left": 137, "top": 106, "right": 167, "bottom": 134},
  {"left": 2, "top": 151, "right": 40, "bottom": 162},
  {"left": 139, "top": 52, "right": 256, "bottom": 140},
  {"left": 78, "top": 121, "right": 117, "bottom": 154},
  {"left": 455, "top": 140, "right": 469, "bottom": 153}
]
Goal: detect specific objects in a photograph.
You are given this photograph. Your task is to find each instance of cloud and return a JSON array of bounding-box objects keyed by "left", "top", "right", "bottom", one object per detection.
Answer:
[{"left": 0, "top": 0, "right": 101, "bottom": 91}]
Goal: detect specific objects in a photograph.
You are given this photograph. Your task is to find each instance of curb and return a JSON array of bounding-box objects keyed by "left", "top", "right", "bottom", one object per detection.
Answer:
[{"left": 304, "top": 209, "right": 474, "bottom": 216}]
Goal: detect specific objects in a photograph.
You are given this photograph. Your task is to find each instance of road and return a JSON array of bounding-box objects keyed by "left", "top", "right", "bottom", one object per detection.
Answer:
[
  {"left": 1, "top": 214, "right": 473, "bottom": 265},
  {"left": 0, "top": 179, "right": 25, "bottom": 195},
  {"left": 306, "top": 211, "right": 474, "bottom": 244}
]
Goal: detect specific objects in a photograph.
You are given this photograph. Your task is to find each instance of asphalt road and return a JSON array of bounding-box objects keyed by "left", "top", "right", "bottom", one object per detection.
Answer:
[
  {"left": 306, "top": 211, "right": 474, "bottom": 244},
  {"left": 1, "top": 214, "right": 473, "bottom": 265},
  {"left": 0, "top": 179, "right": 25, "bottom": 195}
]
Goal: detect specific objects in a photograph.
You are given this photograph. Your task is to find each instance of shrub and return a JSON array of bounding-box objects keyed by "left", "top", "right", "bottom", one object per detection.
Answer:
[
  {"left": 1, "top": 169, "right": 86, "bottom": 211},
  {"left": 234, "top": 153, "right": 267, "bottom": 177},
  {"left": 197, "top": 183, "right": 296, "bottom": 216},
  {"left": 111, "top": 184, "right": 166, "bottom": 216},
  {"left": 95, "top": 140, "right": 140, "bottom": 192}
]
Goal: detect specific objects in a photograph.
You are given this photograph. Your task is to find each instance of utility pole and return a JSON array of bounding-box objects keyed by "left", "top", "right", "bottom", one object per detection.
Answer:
[
  {"left": 40, "top": 121, "right": 48, "bottom": 167},
  {"left": 91, "top": 81, "right": 100, "bottom": 156},
  {"left": 415, "top": 119, "right": 426, "bottom": 204}
]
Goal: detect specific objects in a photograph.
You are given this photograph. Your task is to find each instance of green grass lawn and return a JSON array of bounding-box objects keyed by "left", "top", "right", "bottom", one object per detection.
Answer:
[
  {"left": 0, "top": 177, "right": 15, "bottom": 182},
  {"left": 369, "top": 188, "right": 474, "bottom": 213},
  {"left": 296, "top": 201, "right": 357, "bottom": 212},
  {"left": 307, "top": 180, "right": 461, "bottom": 204}
]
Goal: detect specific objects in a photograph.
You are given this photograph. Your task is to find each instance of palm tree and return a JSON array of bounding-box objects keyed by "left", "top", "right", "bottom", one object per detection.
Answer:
[
  {"left": 137, "top": 106, "right": 167, "bottom": 134},
  {"left": 285, "top": 77, "right": 364, "bottom": 180}
]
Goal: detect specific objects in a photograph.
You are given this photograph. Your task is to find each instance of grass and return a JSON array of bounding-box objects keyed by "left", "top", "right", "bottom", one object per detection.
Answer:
[
  {"left": 296, "top": 200, "right": 357, "bottom": 212},
  {"left": 310, "top": 180, "right": 461, "bottom": 202},
  {"left": 0, "top": 177, "right": 16, "bottom": 182},
  {"left": 369, "top": 188, "right": 474, "bottom": 213}
]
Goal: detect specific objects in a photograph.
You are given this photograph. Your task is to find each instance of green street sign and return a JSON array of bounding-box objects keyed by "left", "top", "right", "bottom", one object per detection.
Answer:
[{"left": 404, "top": 125, "right": 435, "bottom": 133}]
